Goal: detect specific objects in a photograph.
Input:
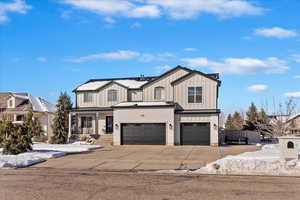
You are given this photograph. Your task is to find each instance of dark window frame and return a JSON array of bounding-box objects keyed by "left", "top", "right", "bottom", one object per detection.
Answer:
[
  {"left": 81, "top": 116, "right": 93, "bottom": 128},
  {"left": 83, "top": 92, "right": 93, "bottom": 103},
  {"left": 107, "top": 89, "right": 118, "bottom": 102},
  {"left": 154, "top": 87, "right": 165, "bottom": 100},
  {"left": 287, "top": 141, "right": 294, "bottom": 149},
  {"left": 188, "top": 87, "right": 203, "bottom": 103}
]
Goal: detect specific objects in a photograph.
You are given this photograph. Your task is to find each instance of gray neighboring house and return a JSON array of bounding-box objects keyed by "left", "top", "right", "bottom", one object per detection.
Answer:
[
  {"left": 0, "top": 92, "right": 56, "bottom": 137},
  {"left": 69, "top": 66, "right": 221, "bottom": 146}
]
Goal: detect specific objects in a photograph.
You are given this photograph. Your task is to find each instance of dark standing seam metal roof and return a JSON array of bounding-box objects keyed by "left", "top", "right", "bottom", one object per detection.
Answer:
[{"left": 73, "top": 65, "right": 221, "bottom": 92}]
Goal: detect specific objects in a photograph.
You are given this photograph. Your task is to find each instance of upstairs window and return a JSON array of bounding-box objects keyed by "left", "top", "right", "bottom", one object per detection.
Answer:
[
  {"left": 83, "top": 93, "right": 93, "bottom": 103},
  {"left": 188, "top": 87, "right": 203, "bottom": 103},
  {"left": 108, "top": 89, "right": 118, "bottom": 102},
  {"left": 154, "top": 87, "right": 165, "bottom": 100},
  {"left": 81, "top": 116, "right": 93, "bottom": 128},
  {"left": 8, "top": 99, "right": 13, "bottom": 108}
]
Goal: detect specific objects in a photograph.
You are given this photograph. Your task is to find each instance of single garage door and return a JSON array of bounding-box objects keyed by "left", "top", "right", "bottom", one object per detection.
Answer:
[
  {"left": 180, "top": 123, "right": 210, "bottom": 145},
  {"left": 121, "top": 123, "right": 166, "bottom": 145}
]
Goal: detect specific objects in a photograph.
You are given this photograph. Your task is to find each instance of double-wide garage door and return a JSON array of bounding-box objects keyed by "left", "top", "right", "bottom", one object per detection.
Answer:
[
  {"left": 121, "top": 123, "right": 166, "bottom": 145},
  {"left": 180, "top": 123, "right": 210, "bottom": 145}
]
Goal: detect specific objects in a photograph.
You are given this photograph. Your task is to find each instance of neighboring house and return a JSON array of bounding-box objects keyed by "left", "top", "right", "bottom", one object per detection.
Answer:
[
  {"left": 70, "top": 66, "right": 221, "bottom": 146},
  {"left": 286, "top": 113, "right": 300, "bottom": 134},
  {"left": 0, "top": 92, "right": 56, "bottom": 137}
]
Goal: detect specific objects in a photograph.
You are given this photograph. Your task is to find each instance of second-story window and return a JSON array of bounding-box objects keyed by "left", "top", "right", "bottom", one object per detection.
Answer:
[
  {"left": 108, "top": 89, "right": 118, "bottom": 102},
  {"left": 9, "top": 99, "right": 13, "bottom": 108},
  {"left": 154, "top": 87, "right": 165, "bottom": 100},
  {"left": 188, "top": 87, "right": 203, "bottom": 103},
  {"left": 83, "top": 92, "right": 93, "bottom": 103}
]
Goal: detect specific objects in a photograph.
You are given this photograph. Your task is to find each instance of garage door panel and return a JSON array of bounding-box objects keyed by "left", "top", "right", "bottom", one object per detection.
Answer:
[
  {"left": 181, "top": 123, "right": 210, "bottom": 145},
  {"left": 121, "top": 123, "right": 166, "bottom": 145}
]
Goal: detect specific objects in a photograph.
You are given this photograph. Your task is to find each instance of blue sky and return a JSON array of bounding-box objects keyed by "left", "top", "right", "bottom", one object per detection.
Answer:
[{"left": 0, "top": 0, "right": 300, "bottom": 114}]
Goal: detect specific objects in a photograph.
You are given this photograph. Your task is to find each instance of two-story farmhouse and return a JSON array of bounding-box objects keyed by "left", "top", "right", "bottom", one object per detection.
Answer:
[{"left": 70, "top": 66, "right": 221, "bottom": 146}]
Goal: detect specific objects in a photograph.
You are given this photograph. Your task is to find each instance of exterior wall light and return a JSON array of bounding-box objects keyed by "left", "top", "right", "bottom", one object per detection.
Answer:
[
  {"left": 115, "top": 124, "right": 119, "bottom": 129},
  {"left": 213, "top": 123, "right": 218, "bottom": 130},
  {"left": 169, "top": 123, "right": 173, "bottom": 129}
]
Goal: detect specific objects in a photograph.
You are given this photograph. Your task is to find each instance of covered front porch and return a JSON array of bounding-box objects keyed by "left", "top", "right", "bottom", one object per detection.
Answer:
[{"left": 68, "top": 108, "right": 114, "bottom": 138}]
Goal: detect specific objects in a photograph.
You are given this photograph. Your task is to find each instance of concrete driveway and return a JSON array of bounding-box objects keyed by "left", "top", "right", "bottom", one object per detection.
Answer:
[{"left": 33, "top": 145, "right": 260, "bottom": 171}]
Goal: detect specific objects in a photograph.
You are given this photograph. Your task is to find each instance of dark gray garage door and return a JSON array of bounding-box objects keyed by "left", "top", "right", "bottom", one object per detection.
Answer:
[
  {"left": 180, "top": 123, "right": 210, "bottom": 145},
  {"left": 121, "top": 123, "right": 166, "bottom": 145}
]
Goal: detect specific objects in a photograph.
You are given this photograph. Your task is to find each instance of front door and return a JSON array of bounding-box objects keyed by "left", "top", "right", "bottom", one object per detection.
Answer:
[{"left": 106, "top": 116, "right": 113, "bottom": 133}]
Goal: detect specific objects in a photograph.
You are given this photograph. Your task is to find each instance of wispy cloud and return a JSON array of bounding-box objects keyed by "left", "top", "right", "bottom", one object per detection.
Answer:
[
  {"left": 294, "top": 75, "right": 300, "bottom": 79},
  {"left": 104, "top": 17, "right": 116, "bottom": 24},
  {"left": 0, "top": 0, "right": 31, "bottom": 24},
  {"left": 36, "top": 57, "right": 47, "bottom": 62},
  {"left": 61, "top": 0, "right": 264, "bottom": 20},
  {"left": 61, "top": 10, "right": 72, "bottom": 19},
  {"left": 154, "top": 65, "right": 172, "bottom": 73},
  {"left": 284, "top": 91, "right": 300, "bottom": 98},
  {"left": 182, "top": 57, "right": 288, "bottom": 74},
  {"left": 139, "top": 52, "right": 175, "bottom": 62},
  {"left": 65, "top": 50, "right": 140, "bottom": 63},
  {"left": 254, "top": 27, "right": 298, "bottom": 39},
  {"left": 291, "top": 54, "right": 300, "bottom": 63},
  {"left": 131, "top": 22, "right": 141, "bottom": 28},
  {"left": 66, "top": 50, "right": 175, "bottom": 63},
  {"left": 184, "top": 48, "right": 198, "bottom": 52},
  {"left": 247, "top": 84, "right": 268, "bottom": 92}
]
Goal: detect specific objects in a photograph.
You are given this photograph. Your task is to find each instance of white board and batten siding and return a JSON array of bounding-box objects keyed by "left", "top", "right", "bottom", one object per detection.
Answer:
[
  {"left": 77, "top": 82, "right": 128, "bottom": 107},
  {"left": 173, "top": 73, "right": 218, "bottom": 110},
  {"left": 143, "top": 68, "right": 190, "bottom": 102}
]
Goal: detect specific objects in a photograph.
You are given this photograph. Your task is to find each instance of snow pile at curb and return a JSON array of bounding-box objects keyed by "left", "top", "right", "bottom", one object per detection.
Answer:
[
  {"left": 0, "top": 153, "right": 45, "bottom": 169},
  {"left": 195, "top": 144, "right": 300, "bottom": 176},
  {"left": 33, "top": 142, "right": 102, "bottom": 153},
  {"left": 0, "top": 142, "right": 102, "bottom": 169}
]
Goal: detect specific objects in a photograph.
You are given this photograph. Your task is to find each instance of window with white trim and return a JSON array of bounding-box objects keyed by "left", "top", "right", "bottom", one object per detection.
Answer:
[
  {"left": 108, "top": 89, "right": 118, "bottom": 102},
  {"left": 83, "top": 93, "right": 93, "bottom": 103},
  {"left": 188, "top": 87, "right": 203, "bottom": 103},
  {"left": 154, "top": 87, "right": 165, "bottom": 100}
]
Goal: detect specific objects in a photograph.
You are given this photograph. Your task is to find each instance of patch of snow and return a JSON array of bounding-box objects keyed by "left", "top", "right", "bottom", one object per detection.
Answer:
[
  {"left": 13, "top": 94, "right": 29, "bottom": 100},
  {"left": 0, "top": 142, "right": 102, "bottom": 169},
  {"left": 76, "top": 79, "right": 149, "bottom": 91},
  {"left": 0, "top": 153, "right": 45, "bottom": 169},
  {"left": 115, "top": 80, "right": 148, "bottom": 89},
  {"left": 195, "top": 144, "right": 300, "bottom": 176},
  {"left": 28, "top": 95, "right": 56, "bottom": 113},
  {"left": 76, "top": 81, "right": 111, "bottom": 91},
  {"left": 33, "top": 142, "right": 102, "bottom": 153}
]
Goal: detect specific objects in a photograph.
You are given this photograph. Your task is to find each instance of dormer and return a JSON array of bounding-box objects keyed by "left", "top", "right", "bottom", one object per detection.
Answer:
[{"left": 7, "top": 94, "right": 29, "bottom": 108}]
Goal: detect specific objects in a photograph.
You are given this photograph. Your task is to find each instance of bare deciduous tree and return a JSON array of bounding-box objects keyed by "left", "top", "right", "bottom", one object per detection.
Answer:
[{"left": 254, "top": 99, "right": 297, "bottom": 138}]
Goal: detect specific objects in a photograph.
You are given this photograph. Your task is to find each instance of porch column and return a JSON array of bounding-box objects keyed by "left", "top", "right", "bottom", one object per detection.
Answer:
[
  {"left": 95, "top": 112, "right": 99, "bottom": 135},
  {"left": 68, "top": 112, "right": 72, "bottom": 142}
]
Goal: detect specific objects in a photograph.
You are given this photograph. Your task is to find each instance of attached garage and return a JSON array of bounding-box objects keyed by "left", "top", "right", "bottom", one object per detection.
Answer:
[
  {"left": 121, "top": 123, "right": 166, "bottom": 145},
  {"left": 180, "top": 123, "right": 210, "bottom": 145}
]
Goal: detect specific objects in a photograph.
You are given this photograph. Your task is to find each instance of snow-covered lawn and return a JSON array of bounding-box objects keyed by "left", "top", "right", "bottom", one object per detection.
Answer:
[
  {"left": 158, "top": 144, "right": 300, "bottom": 176},
  {"left": 0, "top": 142, "right": 102, "bottom": 169}
]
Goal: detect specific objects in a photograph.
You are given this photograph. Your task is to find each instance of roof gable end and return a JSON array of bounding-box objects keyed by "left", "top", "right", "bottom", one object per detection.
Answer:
[
  {"left": 141, "top": 65, "right": 192, "bottom": 88},
  {"left": 171, "top": 70, "right": 221, "bottom": 86}
]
